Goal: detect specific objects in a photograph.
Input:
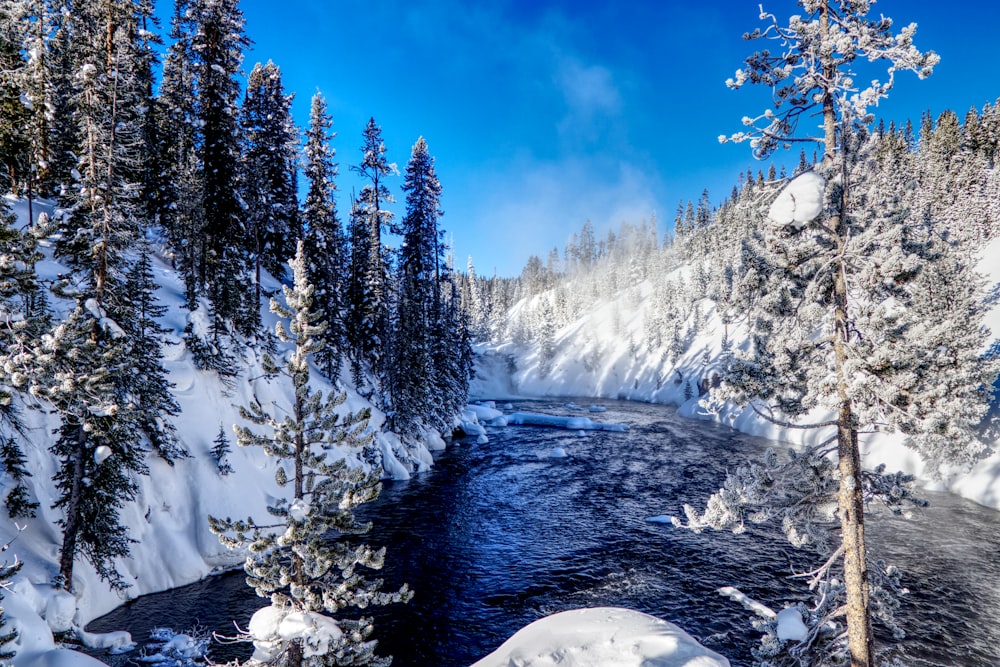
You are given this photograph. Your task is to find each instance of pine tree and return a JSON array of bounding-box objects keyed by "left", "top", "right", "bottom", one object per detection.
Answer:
[
  {"left": 0, "top": 2, "right": 29, "bottom": 195},
  {"left": 156, "top": 0, "right": 203, "bottom": 292},
  {"left": 302, "top": 92, "right": 346, "bottom": 385},
  {"left": 39, "top": 0, "right": 153, "bottom": 591},
  {"left": 209, "top": 241, "right": 411, "bottom": 667},
  {"left": 0, "top": 435, "right": 37, "bottom": 518},
  {"left": 123, "top": 240, "right": 186, "bottom": 464},
  {"left": 693, "top": 4, "right": 990, "bottom": 666},
  {"left": 188, "top": 0, "right": 251, "bottom": 329},
  {"left": 210, "top": 423, "right": 233, "bottom": 476},
  {"left": 44, "top": 0, "right": 77, "bottom": 202},
  {"left": 347, "top": 118, "right": 396, "bottom": 394},
  {"left": 390, "top": 137, "right": 442, "bottom": 434},
  {"left": 16, "top": 302, "right": 148, "bottom": 591},
  {"left": 239, "top": 60, "right": 299, "bottom": 337}
]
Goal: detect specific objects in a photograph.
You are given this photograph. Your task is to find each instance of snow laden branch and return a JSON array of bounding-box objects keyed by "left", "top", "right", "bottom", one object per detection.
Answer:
[
  {"left": 721, "top": 1, "right": 939, "bottom": 158},
  {"left": 673, "top": 445, "right": 922, "bottom": 664}
]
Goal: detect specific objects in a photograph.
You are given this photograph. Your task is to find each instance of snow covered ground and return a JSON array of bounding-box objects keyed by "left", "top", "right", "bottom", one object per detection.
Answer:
[
  {"left": 470, "top": 607, "right": 729, "bottom": 667},
  {"left": 471, "top": 236, "right": 1000, "bottom": 512}
]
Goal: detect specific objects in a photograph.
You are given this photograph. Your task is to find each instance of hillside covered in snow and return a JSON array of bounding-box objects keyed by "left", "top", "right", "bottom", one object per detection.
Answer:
[
  {"left": 465, "top": 118, "right": 1000, "bottom": 512},
  {"left": 0, "top": 196, "right": 448, "bottom": 665}
]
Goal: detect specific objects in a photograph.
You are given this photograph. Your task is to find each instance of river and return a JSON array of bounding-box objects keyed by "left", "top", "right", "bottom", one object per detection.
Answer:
[{"left": 86, "top": 399, "right": 1000, "bottom": 666}]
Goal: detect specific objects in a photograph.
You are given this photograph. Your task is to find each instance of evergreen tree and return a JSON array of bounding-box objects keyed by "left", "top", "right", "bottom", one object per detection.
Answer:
[
  {"left": 41, "top": 0, "right": 152, "bottom": 591},
  {"left": 1, "top": 435, "right": 37, "bottom": 518},
  {"left": 189, "top": 0, "right": 251, "bottom": 328},
  {"left": 43, "top": 0, "right": 78, "bottom": 202},
  {"left": 210, "top": 242, "right": 410, "bottom": 667},
  {"left": 20, "top": 302, "right": 147, "bottom": 591},
  {"left": 302, "top": 92, "right": 346, "bottom": 384},
  {"left": 690, "top": 4, "right": 990, "bottom": 666},
  {"left": 156, "top": 0, "right": 203, "bottom": 293},
  {"left": 0, "top": 2, "right": 29, "bottom": 195},
  {"left": 391, "top": 137, "right": 442, "bottom": 434},
  {"left": 123, "top": 240, "right": 186, "bottom": 464},
  {"left": 211, "top": 423, "right": 233, "bottom": 475},
  {"left": 347, "top": 118, "right": 396, "bottom": 394},
  {"left": 239, "top": 60, "right": 299, "bottom": 336}
]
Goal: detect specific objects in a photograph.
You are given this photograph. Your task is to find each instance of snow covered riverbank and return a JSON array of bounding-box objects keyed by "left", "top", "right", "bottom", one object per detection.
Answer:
[
  {"left": 0, "top": 197, "right": 441, "bottom": 666},
  {"left": 470, "top": 237, "right": 1000, "bottom": 513}
]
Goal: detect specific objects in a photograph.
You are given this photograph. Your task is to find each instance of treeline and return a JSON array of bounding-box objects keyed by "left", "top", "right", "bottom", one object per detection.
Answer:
[
  {"left": 0, "top": 0, "right": 471, "bottom": 600},
  {"left": 462, "top": 105, "right": 1000, "bottom": 367}
]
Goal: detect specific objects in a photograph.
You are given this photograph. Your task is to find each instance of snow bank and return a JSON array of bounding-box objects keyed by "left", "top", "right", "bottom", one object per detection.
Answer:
[{"left": 470, "top": 607, "right": 729, "bottom": 667}]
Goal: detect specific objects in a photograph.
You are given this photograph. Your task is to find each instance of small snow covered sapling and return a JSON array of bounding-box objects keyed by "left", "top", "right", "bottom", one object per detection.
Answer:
[
  {"left": 211, "top": 424, "right": 234, "bottom": 476},
  {"left": 209, "top": 242, "right": 411, "bottom": 667}
]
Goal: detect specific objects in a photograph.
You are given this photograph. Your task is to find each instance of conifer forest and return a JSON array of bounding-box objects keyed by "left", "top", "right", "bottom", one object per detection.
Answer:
[{"left": 0, "top": 2, "right": 999, "bottom": 667}]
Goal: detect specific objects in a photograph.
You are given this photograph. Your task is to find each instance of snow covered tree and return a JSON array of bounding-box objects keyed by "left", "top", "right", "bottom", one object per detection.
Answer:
[
  {"left": 0, "top": 529, "right": 23, "bottom": 662},
  {"left": 122, "top": 240, "right": 185, "bottom": 464},
  {"left": 301, "top": 92, "right": 346, "bottom": 385},
  {"left": 156, "top": 0, "right": 203, "bottom": 294},
  {"left": 43, "top": 1, "right": 78, "bottom": 203},
  {"left": 689, "top": 4, "right": 995, "bottom": 666},
  {"left": 14, "top": 302, "right": 148, "bottom": 591},
  {"left": 0, "top": 435, "right": 37, "bottom": 518},
  {"left": 210, "top": 423, "right": 233, "bottom": 476},
  {"left": 39, "top": 0, "right": 154, "bottom": 591},
  {"left": 347, "top": 118, "right": 396, "bottom": 393},
  {"left": 209, "top": 241, "right": 410, "bottom": 667},
  {"left": 390, "top": 137, "right": 442, "bottom": 434},
  {"left": 188, "top": 0, "right": 251, "bottom": 330},
  {"left": 239, "top": 60, "right": 299, "bottom": 335},
  {"left": 0, "top": 2, "right": 29, "bottom": 195}
]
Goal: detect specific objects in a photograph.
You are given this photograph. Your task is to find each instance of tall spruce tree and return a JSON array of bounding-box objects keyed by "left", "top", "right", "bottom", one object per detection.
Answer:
[
  {"left": 156, "top": 0, "right": 203, "bottom": 295},
  {"left": 210, "top": 242, "right": 410, "bottom": 667},
  {"left": 123, "top": 240, "right": 185, "bottom": 464},
  {"left": 391, "top": 137, "right": 442, "bottom": 434},
  {"left": 301, "top": 92, "right": 346, "bottom": 384},
  {"left": 680, "top": 3, "right": 996, "bottom": 666},
  {"left": 188, "top": 0, "right": 250, "bottom": 329},
  {"left": 347, "top": 118, "right": 395, "bottom": 395},
  {"left": 0, "top": 1, "right": 29, "bottom": 196},
  {"left": 239, "top": 60, "right": 298, "bottom": 336}
]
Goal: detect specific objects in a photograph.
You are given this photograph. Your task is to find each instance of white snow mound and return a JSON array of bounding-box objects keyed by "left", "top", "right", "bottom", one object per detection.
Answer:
[
  {"left": 767, "top": 170, "right": 825, "bottom": 228},
  {"left": 470, "top": 607, "right": 730, "bottom": 667}
]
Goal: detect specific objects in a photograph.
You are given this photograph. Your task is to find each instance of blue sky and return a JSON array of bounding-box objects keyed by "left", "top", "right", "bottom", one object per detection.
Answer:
[{"left": 173, "top": 1, "right": 1000, "bottom": 277}]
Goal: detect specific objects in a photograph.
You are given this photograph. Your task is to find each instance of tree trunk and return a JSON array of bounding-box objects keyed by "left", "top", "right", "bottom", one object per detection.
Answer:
[
  {"left": 820, "top": 0, "right": 875, "bottom": 659},
  {"left": 57, "top": 424, "right": 87, "bottom": 590},
  {"left": 832, "top": 189, "right": 874, "bottom": 667}
]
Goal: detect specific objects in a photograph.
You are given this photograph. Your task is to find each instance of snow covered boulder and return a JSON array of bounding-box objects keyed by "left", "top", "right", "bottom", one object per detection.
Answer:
[
  {"left": 248, "top": 605, "right": 343, "bottom": 663},
  {"left": 470, "top": 607, "right": 729, "bottom": 667}
]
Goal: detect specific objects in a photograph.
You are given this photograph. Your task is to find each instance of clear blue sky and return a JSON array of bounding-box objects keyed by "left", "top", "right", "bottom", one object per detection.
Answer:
[{"left": 160, "top": 1, "right": 1000, "bottom": 277}]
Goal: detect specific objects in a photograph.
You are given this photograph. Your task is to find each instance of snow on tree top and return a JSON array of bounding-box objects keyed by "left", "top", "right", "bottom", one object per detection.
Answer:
[{"left": 767, "top": 171, "right": 825, "bottom": 228}]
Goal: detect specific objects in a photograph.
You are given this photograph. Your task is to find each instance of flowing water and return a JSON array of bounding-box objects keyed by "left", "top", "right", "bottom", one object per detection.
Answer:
[{"left": 87, "top": 399, "right": 1000, "bottom": 666}]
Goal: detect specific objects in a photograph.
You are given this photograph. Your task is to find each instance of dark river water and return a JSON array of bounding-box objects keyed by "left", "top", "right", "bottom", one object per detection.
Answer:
[{"left": 87, "top": 399, "right": 1000, "bottom": 666}]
